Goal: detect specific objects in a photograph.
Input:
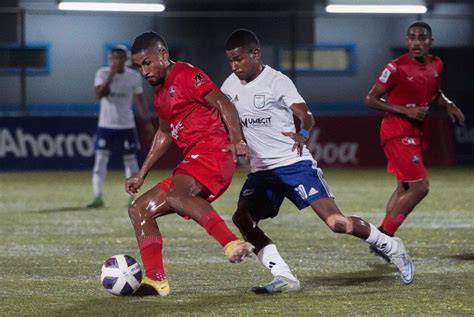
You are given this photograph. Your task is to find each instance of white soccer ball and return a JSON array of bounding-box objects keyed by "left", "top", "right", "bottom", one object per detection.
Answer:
[{"left": 100, "top": 254, "right": 143, "bottom": 296}]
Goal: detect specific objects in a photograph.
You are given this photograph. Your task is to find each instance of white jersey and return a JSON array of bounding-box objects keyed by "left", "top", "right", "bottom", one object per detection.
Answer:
[
  {"left": 94, "top": 67, "right": 144, "bottom": 129},
  {"left": 221, "top": 65, "right": 314, "bottom": 172}
]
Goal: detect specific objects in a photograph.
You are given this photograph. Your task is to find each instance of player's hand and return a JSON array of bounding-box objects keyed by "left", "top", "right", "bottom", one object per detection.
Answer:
[
  {"left": 282, "top": 131, "right": 306, "bottom": 156},
  {"left": 125, "top": 173, "right": 145, "bottom": 196},
  {"left": 403, "top": 106, "right": 429, "bottom": 121},
  {"left": 223, "top": 140, "right": 249, "bottom": 162},
  {"left": 447, "top": 104, "right": 465, "bottom": 125}
]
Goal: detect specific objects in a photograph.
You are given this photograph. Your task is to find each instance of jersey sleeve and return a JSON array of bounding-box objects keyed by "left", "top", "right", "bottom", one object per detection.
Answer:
[
  {"left": 376, "top": 62, "right": 398, "bottom": 90},
  {"left": 181, "top": 65, "right": 218, "bottom": 103},
  {"left": 273, "top": 73, "right": 305, "bottom": 108},
  {"left": 94, "top": 68, "right": 107, "bottom": 87}
]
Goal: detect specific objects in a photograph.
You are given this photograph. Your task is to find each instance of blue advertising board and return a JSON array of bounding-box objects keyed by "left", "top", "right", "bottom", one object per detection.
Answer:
[{"left": 0, "top": 115, "right": 123, "bottom": 170}]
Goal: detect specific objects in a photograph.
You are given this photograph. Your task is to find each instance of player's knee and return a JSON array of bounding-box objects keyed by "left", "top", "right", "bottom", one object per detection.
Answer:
[
  {"left": 165, "top": 192, "right": 183, "bottom": 211},
  {"left": 325, "top": 214, "right": 353, "bottom": 234},
  {"left": 128, "top": 202, "right": 140, "bottom": 225},
  {"left": 232, "top": 208, "right": 250, "bottom": 229}
]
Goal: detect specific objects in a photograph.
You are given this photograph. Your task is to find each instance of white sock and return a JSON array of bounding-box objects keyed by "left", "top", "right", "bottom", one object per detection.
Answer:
[
  {"left": 257, "top": 244, "right": 297, "bottom": 281},
  {"left": 92, "top": 150, "right": 109, "bottom": 198},
  {"left": 366, "top": 224, "right": 398, "bottom": 256},
  {"left": 123, "top": 153, "right": 139, "bottom": 178}
]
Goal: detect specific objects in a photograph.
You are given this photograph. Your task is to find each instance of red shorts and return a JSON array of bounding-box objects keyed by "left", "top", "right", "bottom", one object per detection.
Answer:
[
  {"left": 157, "top": 143, "right": 236, "bottom": 203},
  {"left": 383, "top": 137, "right": 427, "bottom": 182}
]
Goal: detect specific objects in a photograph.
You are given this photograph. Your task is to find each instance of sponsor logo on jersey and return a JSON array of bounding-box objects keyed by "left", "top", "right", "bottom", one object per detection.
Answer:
[
  {"left": 241, "top": 116, "right": 272, "bottom": 128},
  {"left": 224, "top": 94, "right": 239, "bottom": 103},
  {"left": 379, "top": 68, "right": 391, "bottom": 83},
  {"left": 402, "top": 137, "right": 416, "bottom": 145},
  {"left": 170, "top": 122, "right": 184, "bottom": 140},
  {"left": 192, "top": 73, "right": 203, "bottom": 87},
  {"left": 254, "top": 95, "right": 266, "bottom": 109},
  {"left": 169, "top": 85, "right": 176, "bottom": 97},
  {"left": 108, "top": 91, "right": 128, "bottom": 98}
]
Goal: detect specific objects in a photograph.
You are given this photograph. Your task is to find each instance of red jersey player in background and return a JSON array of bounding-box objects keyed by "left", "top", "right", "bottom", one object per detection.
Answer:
[
  {"left": 365, "top": 21, "right": 465, "bottom": 261},
  {"left": 126, "top": 31, "right": 253, "bottom": 296}
]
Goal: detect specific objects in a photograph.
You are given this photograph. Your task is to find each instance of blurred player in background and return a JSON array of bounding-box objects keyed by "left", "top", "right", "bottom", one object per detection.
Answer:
[
  {"left": 365, "top": 21, "right": 464, "bottom": 260},
  {"left": 87, "top": 45, "right": 154, "bottom": 208},
  {"left": 126, "top": 31, "right": 253, "bottom": 296},
  {"left": 221, "top": 29, "right": 416, "bottom": 294}
]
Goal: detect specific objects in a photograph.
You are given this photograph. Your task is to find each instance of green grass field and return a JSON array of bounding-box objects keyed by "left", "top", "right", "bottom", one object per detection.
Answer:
[{"left": 1, "top": 168, "right": 473, "bottom": 316}]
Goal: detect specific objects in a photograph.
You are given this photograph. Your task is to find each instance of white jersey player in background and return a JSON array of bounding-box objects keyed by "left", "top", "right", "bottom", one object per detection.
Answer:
[
  {"left": 221, "top": 29, "right": 415, "bottom": 293},
  {"left": 87, "top": 45, "right": 154, "bottom": 208}
]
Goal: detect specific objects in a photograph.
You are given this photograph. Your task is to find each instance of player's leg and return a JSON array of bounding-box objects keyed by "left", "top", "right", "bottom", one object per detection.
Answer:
[
  {"left": 380, "top": 138, "right": 429, "bottom": 236},
  {"left": 121, "top": 128, "right": 141, "bottom": 206},
  {"left": 166, "top": 173, "right": 253, "bottom": 263},
  {"left": 310, "top": 198, "right": 415, "bottom": 284},
  {"left": 128, "top": 184, "right": 174, "bottom": 296},
  {"left": 88, "top": 127, "right": 113, "bottom": 208},
  {"left": 232, "top": 180, "right": 300, "bottom": 293},
  {"left": 87, "top": 149, "right": 109, "bottom": 208}
]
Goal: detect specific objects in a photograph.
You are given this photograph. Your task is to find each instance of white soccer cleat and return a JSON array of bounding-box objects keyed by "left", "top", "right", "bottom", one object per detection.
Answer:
[
  {"left": 388, "top": 237, "right": 415, "bottom": 285},
  {"left": 252, "top": 275, "right": 301, "bottom": 294}
]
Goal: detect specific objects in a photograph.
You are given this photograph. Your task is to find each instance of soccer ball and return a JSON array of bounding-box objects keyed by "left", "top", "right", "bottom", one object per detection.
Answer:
[{"left": 100, "top": 254, "right": 143, "bottom": 296}]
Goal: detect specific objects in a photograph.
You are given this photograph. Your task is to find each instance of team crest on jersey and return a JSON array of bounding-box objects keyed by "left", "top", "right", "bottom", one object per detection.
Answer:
[
  {"left": 192, "top": 73, "right": 203, "bottom": 87},
  {"left": 169, "top": 85, "right": 176, "bottom": 97},
  {"left": 412, "top": 155, "right": 420, "bottom": 164},
  {"left": 433, "top": 71, "right": 439, "bottom": 78},
  {"left": 254, "top": 95, "right": 265, "bottom": 109}
]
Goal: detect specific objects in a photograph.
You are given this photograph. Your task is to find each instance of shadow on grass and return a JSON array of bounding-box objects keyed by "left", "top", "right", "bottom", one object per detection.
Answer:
[
  {"left": 305, "top": 264, "right": 395, "bottom": 287},
  {"left": 30, "top": 206, "right": 91, "bottom": 213},
  {"left": 447, "top": 253, "right": 474, "bottom": 261}
]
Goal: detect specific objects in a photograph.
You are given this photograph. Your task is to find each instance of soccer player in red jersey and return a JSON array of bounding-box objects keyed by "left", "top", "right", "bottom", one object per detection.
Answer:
[
  {"left": 125, "top": 31, "right": 254, "bottom": 296},
  {"left": 365, "top": 21, "right": 465, "bottom": 259}
]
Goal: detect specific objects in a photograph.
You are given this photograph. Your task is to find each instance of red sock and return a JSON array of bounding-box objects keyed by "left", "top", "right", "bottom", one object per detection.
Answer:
[
  {"left": 138, "top": 235, "right": 166, "bottom": 281},
  {"left": 198, "top": 210, "right": 238, "bottom": 247},
  {"left": 381, "top": 213, "right": 406, "bottom": 236}
]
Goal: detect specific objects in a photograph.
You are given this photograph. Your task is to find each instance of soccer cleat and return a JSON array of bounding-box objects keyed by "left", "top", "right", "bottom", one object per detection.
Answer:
[
  {"left": 86, "top": 197, "right": 104, "bottom": 208},
  {"left": 388, "top": 237, "right": 415, "bottom": 285},
  {"left": 252, "top": 275, "right": 301, "bottom": 294},
  {"left": 133, "top": 276, "right": 171, "bottom": 296},
  {"left": 224, "top": 239, "right": 254, "bottom": 263},
  {"left": 369, "top": 244, "right": 391, "bottom": 263}
]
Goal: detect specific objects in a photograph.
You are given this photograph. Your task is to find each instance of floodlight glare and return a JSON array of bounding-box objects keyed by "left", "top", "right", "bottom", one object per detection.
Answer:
[
  {"left": 58, "top": 2, "right": 165, "bottom": 12},
  {"left": 325, "top": 0, "right": 427, "bottom": 14}
]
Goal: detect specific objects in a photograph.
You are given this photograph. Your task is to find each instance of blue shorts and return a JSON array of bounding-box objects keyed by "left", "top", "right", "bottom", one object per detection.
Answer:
[
  {"left": 95, "top": 127, "right": 140, "bottom": 155},
  {"left": 238, "top": 160, "right": 333, "bottom": 220}
]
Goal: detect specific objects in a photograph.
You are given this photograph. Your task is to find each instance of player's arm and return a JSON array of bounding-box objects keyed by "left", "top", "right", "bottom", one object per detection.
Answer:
[
  {"left": 95, "top": 65, "right": 119, "bottom": 99},
  {"left": 125, "top": 117, "right": 172, "bottom": 195},
  {"left": 282, "top": 103, "right": 314, "bottom": 156},
  {"left": 432, "top": 90, "right": 465, "bottom": 125},
  {"left": 365, "top": 83, "right": 428, "bottom": 121},
  {"left": 204, "top": 88, "right": 248, "bottom": 161}
]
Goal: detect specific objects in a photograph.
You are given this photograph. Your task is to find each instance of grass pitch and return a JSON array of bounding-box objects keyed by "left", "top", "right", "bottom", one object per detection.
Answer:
[{"left": 0, "top": 167, "right": 473, "bottom": 316}]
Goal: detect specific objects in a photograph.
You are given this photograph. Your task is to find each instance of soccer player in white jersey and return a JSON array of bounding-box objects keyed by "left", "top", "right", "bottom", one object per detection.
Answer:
[
  {"left": 221, "top": 29, "right": 415, "bottom": 293},
  {"left": 87, "top": 45, "right": 154, "bottom": 208}
]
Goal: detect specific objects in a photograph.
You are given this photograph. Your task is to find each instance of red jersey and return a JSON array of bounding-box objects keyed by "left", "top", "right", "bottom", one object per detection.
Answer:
[
  {"left": 153, "top": 62, "right": 230, "bottom": 154},
  {"left": 375, "top": 53, "right": 443, "bottom": 145}
]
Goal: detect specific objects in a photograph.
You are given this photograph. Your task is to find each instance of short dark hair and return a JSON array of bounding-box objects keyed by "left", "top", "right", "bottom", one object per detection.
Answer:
[
  {"left": 407, "top": 21, "right": 432, "bottom": 37},
  {"left": 131, "top": 31, "right": 168, "bottom": 54},
  {"left": 225, "top": 29, "right": 260, "bottom": 51}
]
